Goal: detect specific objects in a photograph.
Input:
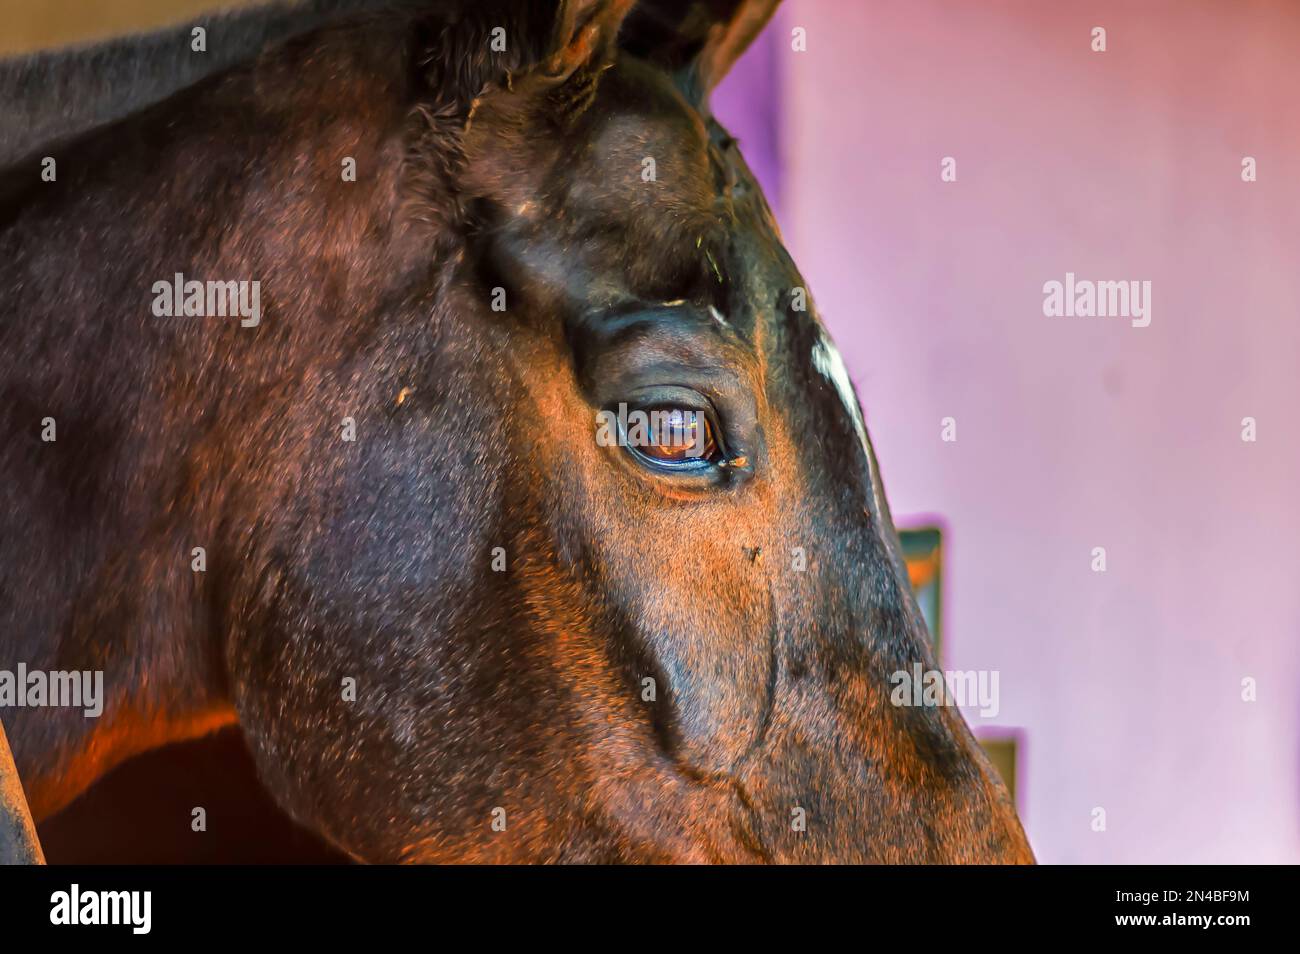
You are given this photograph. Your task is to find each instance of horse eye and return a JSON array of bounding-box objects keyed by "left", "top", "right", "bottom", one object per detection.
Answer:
[{"left": 629, "top": 406, "right": 719, "bottom": 467}]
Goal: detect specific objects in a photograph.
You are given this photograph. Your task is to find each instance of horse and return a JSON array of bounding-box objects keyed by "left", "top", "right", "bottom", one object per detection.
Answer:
[{"left": 0, "top": 0, "right": 1033, "bottom": 863}]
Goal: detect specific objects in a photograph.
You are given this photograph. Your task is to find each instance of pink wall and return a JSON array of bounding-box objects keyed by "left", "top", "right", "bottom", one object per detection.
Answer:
[{"left": 773, "top": 0, "right": 1300, "bottom": 862}]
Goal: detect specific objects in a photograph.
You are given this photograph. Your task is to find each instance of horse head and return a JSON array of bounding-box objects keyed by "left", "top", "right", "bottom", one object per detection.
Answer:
[{"left": 0, "top": 0, "right": 1032, "bottom": 863}]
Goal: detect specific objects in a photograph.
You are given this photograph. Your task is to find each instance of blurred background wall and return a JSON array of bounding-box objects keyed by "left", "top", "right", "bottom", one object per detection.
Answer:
[{"left": 5, "top": 0, "right": 1297, "bottom": 864}]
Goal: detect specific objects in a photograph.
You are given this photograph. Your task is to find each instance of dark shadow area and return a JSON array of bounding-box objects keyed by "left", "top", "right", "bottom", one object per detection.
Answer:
[{"left": 37, "top": 727, "right": 350, "bottom": 864}]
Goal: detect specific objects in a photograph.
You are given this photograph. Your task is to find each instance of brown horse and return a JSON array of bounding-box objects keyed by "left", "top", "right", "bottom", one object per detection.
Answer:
[{"left": 0, "top": 0, "right": 1033, "bottom": 863}]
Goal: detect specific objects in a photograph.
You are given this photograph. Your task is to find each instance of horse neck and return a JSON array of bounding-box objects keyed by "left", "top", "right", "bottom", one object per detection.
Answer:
[{"left": 0, "top": 20, "right": 427, "bottom": 819}]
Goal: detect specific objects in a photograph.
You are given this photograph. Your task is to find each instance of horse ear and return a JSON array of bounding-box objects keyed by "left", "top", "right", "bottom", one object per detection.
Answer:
[
  {"left": 621, "top": 0, "right": 780, "bottom": 95},
  {"left": 541, "top": 0, "right": 638, "bottom": 81},
  {"left": 405, "top": 1, "right": 640, "bottom": 231},
  {"left": 418, "top": 0, "right": 635, "bottom": 108}
]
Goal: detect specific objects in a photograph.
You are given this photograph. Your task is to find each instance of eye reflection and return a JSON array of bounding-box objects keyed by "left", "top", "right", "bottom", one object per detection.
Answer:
[{"left": 620, "top": 405, "right": 719, "bottom": 467}]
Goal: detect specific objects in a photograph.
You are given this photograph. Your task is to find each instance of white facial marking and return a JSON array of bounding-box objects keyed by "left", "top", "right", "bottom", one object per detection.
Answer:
[
  {"left": 811, "top": 331, "right": 883, "bottom": 514},
  {"left": 708, "top": 305, "right": 728, "bottom": 327},
  {"left": 811, "top": 333, "right": 867, "bottom": 453}
]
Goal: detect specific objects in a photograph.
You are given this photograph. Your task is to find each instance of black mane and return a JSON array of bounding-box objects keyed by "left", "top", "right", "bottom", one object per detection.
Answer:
[{"left": 0, "top": 1, "right": 436, "bottom": 170}]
